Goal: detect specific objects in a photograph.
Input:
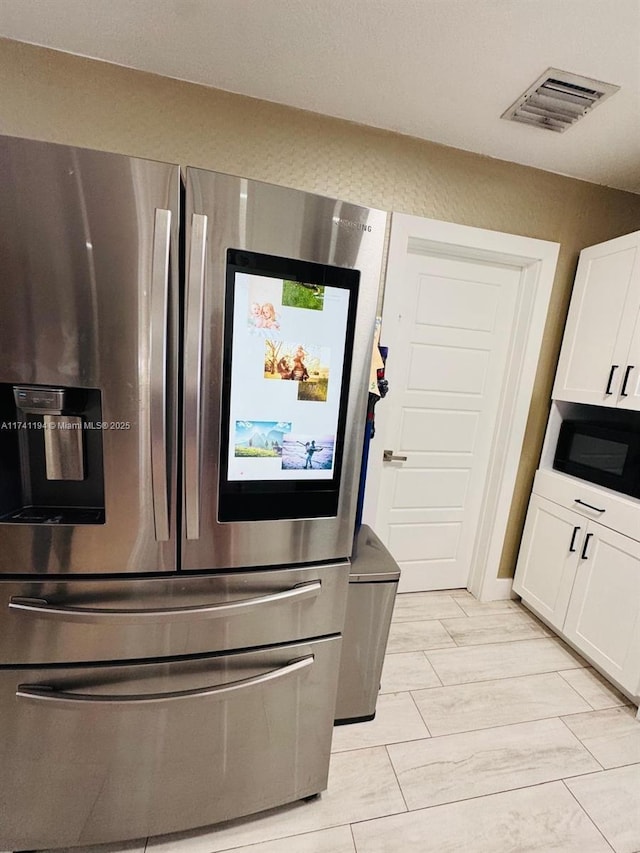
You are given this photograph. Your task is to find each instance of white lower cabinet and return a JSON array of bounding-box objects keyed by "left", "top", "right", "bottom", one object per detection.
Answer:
[
  {"left": 564, "top": 525, "right": 640, "bottom": 696},
  {"left": 513, "top": 496, "right": 582, "bottom": 631},
  {"left": 514, "top": 481, "right": 640, "bottom": 702}
]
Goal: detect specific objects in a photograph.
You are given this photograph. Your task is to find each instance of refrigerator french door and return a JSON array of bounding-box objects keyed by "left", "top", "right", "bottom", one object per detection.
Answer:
[{"left": 0, "top": 136, "right": 387, "bottom": 850}]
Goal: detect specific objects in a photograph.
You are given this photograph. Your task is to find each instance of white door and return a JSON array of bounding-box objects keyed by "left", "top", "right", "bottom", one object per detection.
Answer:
[
  {"left": 365, "top": 216, "right": 559, "bottom": 595},
  {"left": 373, "top": 248, "right": 519, "bottom": 590}
]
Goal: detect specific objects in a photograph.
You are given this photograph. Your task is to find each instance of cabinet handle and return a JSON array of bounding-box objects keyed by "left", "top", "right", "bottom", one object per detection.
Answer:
[
  {"left": 580, "top": 533, "right": 593, "bottom": 560},
  {"left": 605, "top": 364, "right": 619, "bottom": 395},
  {"left": 621, "top": 365, "right": 635, "bottom": 397},
  {"left": 569, "top": 526, "right": 581, "bottom": 553},
  {"left": 574, "top": 499, "right": 605, "bottom": 513}
]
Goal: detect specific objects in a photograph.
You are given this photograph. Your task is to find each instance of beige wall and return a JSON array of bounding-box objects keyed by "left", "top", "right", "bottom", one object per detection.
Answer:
[{"left": 2, "top": 37, "right": 640, "bottom": 579}]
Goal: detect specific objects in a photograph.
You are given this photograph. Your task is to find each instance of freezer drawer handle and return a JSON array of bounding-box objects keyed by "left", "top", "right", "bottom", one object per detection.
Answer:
[
  {"left": 15, "top": 654, "right": 314, "bottom": 706},
  {"left": 8, "top": 580, "right": 322, "bottom": 623},
  {"left": 150, "top": 208, "right": 172, "bottom": 542}
]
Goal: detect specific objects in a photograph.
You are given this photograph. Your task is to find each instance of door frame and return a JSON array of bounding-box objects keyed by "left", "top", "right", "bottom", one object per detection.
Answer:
[{"left": 363, "top": 213, "right": 559, "bottom": 600}]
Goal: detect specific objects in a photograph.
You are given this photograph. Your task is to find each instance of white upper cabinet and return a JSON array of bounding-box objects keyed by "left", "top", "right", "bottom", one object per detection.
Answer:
[{"left": 553, "top": 232, "right": 640, "bottom": 409}]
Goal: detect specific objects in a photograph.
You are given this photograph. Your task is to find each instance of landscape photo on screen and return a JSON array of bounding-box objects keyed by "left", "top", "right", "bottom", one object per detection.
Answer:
[
  {"left": 281, "top": 280, "right": 325, "bottom": 312},
  {"left": 281, "top": 434, "right": 335, "bottom": 471},
  {"left": 234, "top": 420, "right": 292, "bottom": 458},
  {"left": 263, "top": 340, "right": 331, "bottom": 402}
]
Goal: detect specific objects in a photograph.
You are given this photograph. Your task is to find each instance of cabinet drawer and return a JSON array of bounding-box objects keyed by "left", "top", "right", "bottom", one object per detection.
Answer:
[
  {"left": 533, "top": 469, "right": 640, "bottom": 542},
  {"left": 0, "top": 635, "right": 340, "bottom": 851},
  {"left": 0, "top": 562, "right": 348, "bottom": 664}
]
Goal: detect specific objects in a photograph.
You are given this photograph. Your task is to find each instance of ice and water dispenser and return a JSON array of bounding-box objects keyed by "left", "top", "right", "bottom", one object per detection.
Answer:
[{"left": 0, "top": 384, "right": 105, "bottom": 524}]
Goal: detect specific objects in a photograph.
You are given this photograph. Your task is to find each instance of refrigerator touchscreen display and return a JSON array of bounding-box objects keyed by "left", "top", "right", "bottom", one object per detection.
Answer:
[{"left": 219, "top": 249, "right": 359, "bottom": 522}]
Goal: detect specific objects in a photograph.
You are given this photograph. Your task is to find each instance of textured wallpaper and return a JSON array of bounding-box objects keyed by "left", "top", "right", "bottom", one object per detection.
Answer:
[{"left": 1, "top": 37, "right": 640, "bottom": 579}]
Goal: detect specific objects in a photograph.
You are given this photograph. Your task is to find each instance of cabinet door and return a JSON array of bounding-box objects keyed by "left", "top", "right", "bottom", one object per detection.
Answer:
[
  {"left": 617, "top": 311, "right": 640, "bottom": 410},
  {"left": 553, "top": 234, "right": 640, "bottom": 406},
  {"left": 513, "top": 496, "right": 582, "bottom": 630},
  {"left": 564, "top": 525, "right": 640, "bottom": 697}
]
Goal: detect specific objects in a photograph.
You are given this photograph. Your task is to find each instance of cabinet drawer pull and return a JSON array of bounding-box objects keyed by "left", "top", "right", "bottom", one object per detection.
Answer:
[
  {"left": 621, "top": 365, "right": 635, "bottom": 397},
  {"left": 574, "top": 499, "right": 605, "bottom": 513},
  {"left": 605, "top": 364, "right": 619, "bottom": 395},
  {"left": 569, "top": 526, "right": 581, "bottom": 553},
  {"left": 580, "top": 533, "right": 593, "bottom": 560}
]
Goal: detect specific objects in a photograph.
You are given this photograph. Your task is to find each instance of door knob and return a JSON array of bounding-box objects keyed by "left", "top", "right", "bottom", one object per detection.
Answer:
[{"left": 383, "top": 449, "right": 407, "bottom": 462}]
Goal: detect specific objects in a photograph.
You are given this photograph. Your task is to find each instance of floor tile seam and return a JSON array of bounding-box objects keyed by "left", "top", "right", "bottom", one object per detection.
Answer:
[
  {"left": 347, "top": 777, "right": 592, "bottom": 825},
  {"left": 556, "top": 714, "right": 607, "bottom": 770},
  {"left": 349, "top": 821, "right": 358, "bottom": 853},
  {"left": 408, "top": 687, "right": 433, "bottom": 737},
  {"left": 392, "top": 613, "right": 469, "bottom": 623},
  {"left": 440, "top": 611, "right": 549, "bottom": 625},
  {"left": 427, "top": 632, "right": 558, "bottom": 649},
  {"left": 455, "top": 603, "right": 522, "bottom": 617},
  {"left": 560, "top": 778, "right": 617, "bottom": 852},
  {"left": 189, "top": 822, "right": 358, "bottom": 853},
  {"left": 419, "top": 707, "right": 599, "bottom": 739},
  {"left": 556, "top": 667, "right": 634, "bottom": 710},
  {"left": 332, "top": 731, "right": 435, "bottom": 755},
  {"left": 556, "top": 667, "right": 600, "bottom": 709},
  {"left": 432, "top": 617, "right": 460, "bottom": 646},
  {"left": 387, "top": 643, "right": 455, "bottom": 653},
  {"left": 385, "top": 714, "right": 611, "bottom": 757},
  {"left": 421, "top": 634, "right": 587, "bottom": 653},
  {"left": 448, "top": 597, "right": 468, "bottom": 618},
  {"left": 383, "top": 744, "right": 410, "bottom": 814},
  {"left": 552, "top": 667, "right": 612, "bottom": 714},
  {"left": 421, "top": 662, "right": 591, "bottom": 688},
  {"left": 421, "top": 649, "right": 444, "bottom": 686},
  {"left": 391, "top": 616, "right": 457, "bottom": 627},
  {"left": 410, "top": 667, "right": 595, "bottom": 693},
  {"left": 391, "top": 768, "right": 615, "bottom": 815}
]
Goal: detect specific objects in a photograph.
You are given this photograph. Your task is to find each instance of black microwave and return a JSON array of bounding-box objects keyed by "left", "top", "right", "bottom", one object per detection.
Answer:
[{"left": 553, "top": 420, "right": 640, "bottom": 498}]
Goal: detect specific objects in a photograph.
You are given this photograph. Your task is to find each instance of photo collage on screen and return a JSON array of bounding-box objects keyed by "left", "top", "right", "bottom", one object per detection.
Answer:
[{"left": 227, "top": 273, "right": 350, "bottom": 482}]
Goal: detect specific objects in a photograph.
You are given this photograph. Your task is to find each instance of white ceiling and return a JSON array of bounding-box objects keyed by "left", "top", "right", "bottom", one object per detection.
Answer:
[{"left": 1, "top": 0, "right": 639, "bottom": 193}]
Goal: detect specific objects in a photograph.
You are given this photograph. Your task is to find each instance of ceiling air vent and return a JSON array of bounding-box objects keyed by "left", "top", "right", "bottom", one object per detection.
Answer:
[{"left": 501, "top": 68, "right": 620, "bottom": 132}]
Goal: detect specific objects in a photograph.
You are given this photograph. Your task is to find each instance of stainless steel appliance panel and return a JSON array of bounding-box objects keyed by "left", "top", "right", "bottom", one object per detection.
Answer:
[
  {"left": 334, "top": 580, "right": 397, "bottom": 721},
  {"left": 0, "top": 561, "right": 348, "bottom": 663},
  {"left": 335, "top": 525, "right": 400, "bottom": 722},
  {"left": 0, "top": 636, "right": 340, "bottom": 851},
  {"left": 0, "top": 137, "right": 180, "bottom": 575},
  {"left": 183, "top": 170, "right": 387, "bottom": 570}
]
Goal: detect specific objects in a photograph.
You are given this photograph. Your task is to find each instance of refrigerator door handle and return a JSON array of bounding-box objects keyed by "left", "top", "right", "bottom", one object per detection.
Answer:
[
  {"left": 16, "top": 654, "right": 314, "bottom": 705},
  {"left": 184, "top": 213, "right": 208, "bottom": 540},
  {"left": 150, "top": 208, "right": 172, "bottom": 541},
  {"left": 8, "top": 580, "right": 322, "bottom": 622}
]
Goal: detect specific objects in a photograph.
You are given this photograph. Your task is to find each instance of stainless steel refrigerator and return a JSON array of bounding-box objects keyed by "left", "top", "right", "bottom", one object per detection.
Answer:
[{"left": 0, "top": 136, "right": 386, "bottom": 851}]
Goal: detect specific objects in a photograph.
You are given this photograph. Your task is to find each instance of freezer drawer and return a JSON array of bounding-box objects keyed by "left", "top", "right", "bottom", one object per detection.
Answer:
[
  {"left": 0, "top": 635, "right": 340, "bottom": 851},
  {"left": 0, "top": 562, "right": 348, "bottom": 664}
]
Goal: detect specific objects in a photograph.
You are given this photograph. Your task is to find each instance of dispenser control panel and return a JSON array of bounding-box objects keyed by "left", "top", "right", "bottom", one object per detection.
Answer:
[{"left": 13, "top": 386, "right": 66, "bottom": 413}]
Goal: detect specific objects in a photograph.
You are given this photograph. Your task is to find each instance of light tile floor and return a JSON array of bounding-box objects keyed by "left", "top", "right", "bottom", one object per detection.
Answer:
[{"left": 31, "top": 592, "right": 640, "bottom": 853}]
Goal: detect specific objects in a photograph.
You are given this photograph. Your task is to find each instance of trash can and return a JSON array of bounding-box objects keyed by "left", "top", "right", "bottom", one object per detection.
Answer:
[{"left": 334, "top": 524, "right": 400, "bottom": 724}]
